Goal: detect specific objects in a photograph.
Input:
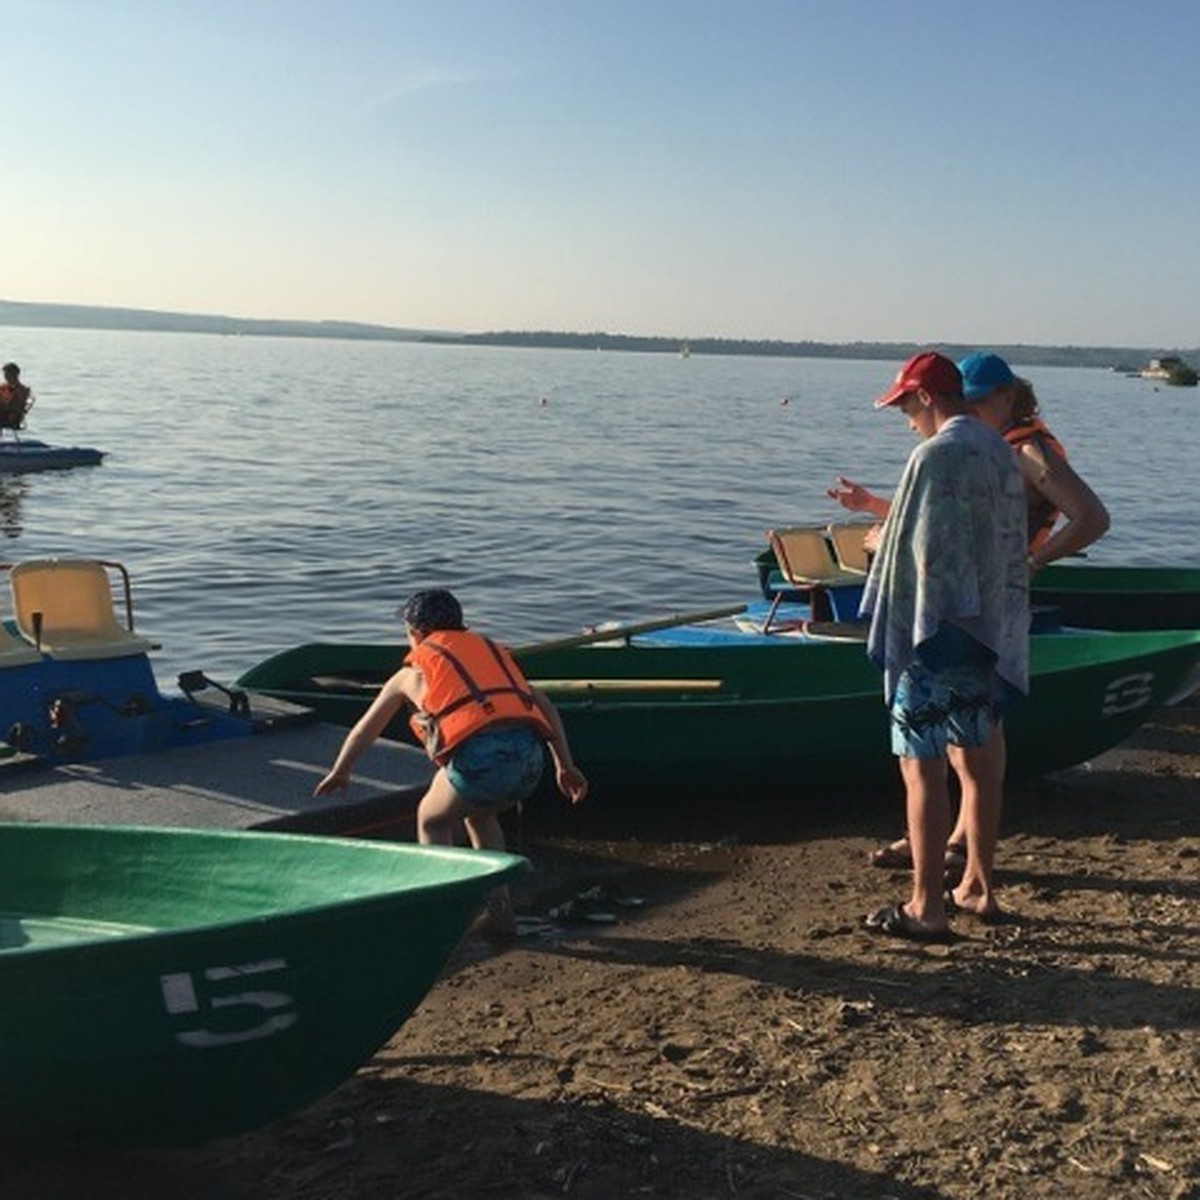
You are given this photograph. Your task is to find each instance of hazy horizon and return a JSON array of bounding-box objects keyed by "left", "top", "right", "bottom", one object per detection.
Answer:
[{"left": 4, "top": 1, "right": 1198, "bottom": 347}]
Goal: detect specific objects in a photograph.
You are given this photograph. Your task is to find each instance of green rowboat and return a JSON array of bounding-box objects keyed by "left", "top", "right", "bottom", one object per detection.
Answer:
[
  {"left": 237, "top": 629, "right": 1200, "bottom": 816},
  {"left": 1027, "top": 562, "right": 1200, "bottom": 631},
  {"left": 0, "top": 823, "right": 527, "bottom": 1145},
  {"left": 753, "top": 548, "right": 1200, "bottom": 631}
]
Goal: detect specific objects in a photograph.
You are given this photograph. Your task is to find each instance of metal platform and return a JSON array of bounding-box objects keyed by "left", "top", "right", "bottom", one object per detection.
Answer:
[{"left": 0, "top": 717, "right": 433, "bottom": 838}]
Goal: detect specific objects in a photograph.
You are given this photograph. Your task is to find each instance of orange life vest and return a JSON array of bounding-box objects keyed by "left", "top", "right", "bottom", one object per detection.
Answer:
[
  {"left": 0, "top": 383, "right": 29, "bottom": 427},
  {"left": 405, "top": 630, "right": 553, "bottom": 763},
  {"left": 1004, "top": 418, "right": 1067, "bottom": 552}
]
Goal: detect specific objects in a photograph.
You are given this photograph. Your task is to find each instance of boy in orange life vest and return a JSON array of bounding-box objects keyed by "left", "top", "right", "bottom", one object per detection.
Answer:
[
  {"left": 314, "top": 588, "right": 588, "bottom": 886},
  {"left": 0, "top": 363, "right": 32, "bottom": 430}
]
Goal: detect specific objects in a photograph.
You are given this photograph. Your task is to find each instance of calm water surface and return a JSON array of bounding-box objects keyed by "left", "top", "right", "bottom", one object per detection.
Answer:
[{"left": 2, "top": 327, "right": 1195, "bottom": 682}]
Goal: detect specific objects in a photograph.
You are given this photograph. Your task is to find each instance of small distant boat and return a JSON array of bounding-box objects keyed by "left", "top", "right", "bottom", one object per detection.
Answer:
[
  {"left": 0, "top": 821, "right": 527, "bottom": 1144},
  {"left": 1140, "top": 356, "right": 1199, "bottom": 387},
  {"left": 0, "top": 437, "right": 105, "bottom": 473}
]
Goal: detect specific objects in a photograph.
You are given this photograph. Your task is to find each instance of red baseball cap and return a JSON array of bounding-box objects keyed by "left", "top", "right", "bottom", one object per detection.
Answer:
[{"left": 873, "top": 351, "right": 963, "bottom": 408}]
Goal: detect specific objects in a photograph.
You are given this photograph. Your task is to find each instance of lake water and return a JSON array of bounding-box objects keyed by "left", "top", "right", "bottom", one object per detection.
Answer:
[{"left": 1, "top": 327, "right": 1194, "bottom": 683}]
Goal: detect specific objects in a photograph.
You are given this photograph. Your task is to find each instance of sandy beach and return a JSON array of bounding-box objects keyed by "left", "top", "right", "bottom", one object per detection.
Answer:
[{"left": 7, "top": 695, "right": 1199, "bottom": 1199}]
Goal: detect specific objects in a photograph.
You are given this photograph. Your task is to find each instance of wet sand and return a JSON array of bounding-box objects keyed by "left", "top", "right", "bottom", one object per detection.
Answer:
[{"left": 6, "top": 697, "right": 1200, "bottom": 1199}]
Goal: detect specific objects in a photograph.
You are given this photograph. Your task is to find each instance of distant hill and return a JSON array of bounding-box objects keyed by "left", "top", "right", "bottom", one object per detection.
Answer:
[
  {"left": 2, "top": 298, "right": 1195, "bottom": 369},
  {"left": 0, "top": 299, "right": 429, "bottom": 343}
]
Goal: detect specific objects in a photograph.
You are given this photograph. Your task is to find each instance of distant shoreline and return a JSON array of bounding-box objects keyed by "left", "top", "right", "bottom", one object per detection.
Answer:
[{"left": 2, "top": 298, "right": 1194, "bottom": 371}]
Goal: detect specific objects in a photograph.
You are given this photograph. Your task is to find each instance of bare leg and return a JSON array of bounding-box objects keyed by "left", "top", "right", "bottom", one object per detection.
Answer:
[
  {"left": 943, "top": 758, "right": 969, "bottom": 852},
  {"left": 463, "top": 810, "right": 506, "bottom": 851},
  {"left": 415, "top": 769, "right": 469, "bottom": 845},
  {"left": 949, "top": 724, "right": 1006, "bottom": 916},
  {"left": 463, "top": 805, "right": 517, "bottom": 936},
  {"left": 897, "top": 754, "right": 952, "bottom": 932}
]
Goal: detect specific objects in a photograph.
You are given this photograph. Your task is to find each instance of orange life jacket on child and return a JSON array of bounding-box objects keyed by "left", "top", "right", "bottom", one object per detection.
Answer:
[
  {"left": 0, "top": 383, "right": 30, "bottom": 428},
  {"left": 405, "top": 630, "right": 553, "bottom": 764},
  {"left": 1004, "top": 418, "right": 1067, "bottom": 552}
]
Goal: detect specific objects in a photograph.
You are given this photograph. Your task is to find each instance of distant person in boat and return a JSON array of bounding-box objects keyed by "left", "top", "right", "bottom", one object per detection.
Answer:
[
  {"left": 314, "top": 588, "right": 588, "bottom": 936},
  {"left": 859, "top": 353, "right": 1028, "bottom": 941},
  {"left": 834, "top": 352, "right": 1110, "bottom": 881},
  {"left": 0, "top": 362, "right": 32, "bottom": 432}
]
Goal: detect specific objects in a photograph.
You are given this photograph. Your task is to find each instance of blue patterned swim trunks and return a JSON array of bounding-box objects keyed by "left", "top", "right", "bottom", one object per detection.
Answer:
[
  {"left": 889, "top": 624, "right": 1002, "bottom": 759},
  {"left": 445, "top": 724, "right": 546, "bottom": 809}
]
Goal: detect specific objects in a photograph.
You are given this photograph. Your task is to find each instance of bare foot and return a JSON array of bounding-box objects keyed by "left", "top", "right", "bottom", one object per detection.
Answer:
[{"left": 948, "top": 886, "right": 1010, "bottom": 924}]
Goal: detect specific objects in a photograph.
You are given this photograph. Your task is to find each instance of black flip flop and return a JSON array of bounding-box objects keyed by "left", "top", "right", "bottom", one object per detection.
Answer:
[{"left": 864, "top": 902, "right": 954, "bottom": 944}]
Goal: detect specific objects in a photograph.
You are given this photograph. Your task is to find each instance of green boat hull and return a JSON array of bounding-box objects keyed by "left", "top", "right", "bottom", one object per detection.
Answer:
[
  {"left": 0, "top": 824, "right": 526, "bottom": 1145},
  {"left": 237, "top": 630, "right": 1200, "bottom": 814},
  {"left": 1028, "top": 562, "right": 1200, "bottom": 631},
  {"left": 753, "top": 549, "right": 1200, "bottom": 631}
]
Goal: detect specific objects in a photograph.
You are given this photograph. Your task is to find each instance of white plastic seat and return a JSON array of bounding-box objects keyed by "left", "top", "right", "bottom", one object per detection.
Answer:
[{"left": 9, "top": 559, "right": 155, "bottom": 661}]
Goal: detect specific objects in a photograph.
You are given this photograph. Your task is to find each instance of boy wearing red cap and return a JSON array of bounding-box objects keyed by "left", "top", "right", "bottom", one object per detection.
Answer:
[{"left": 861, "top": 353, "right": 1028, "bottom": 941}]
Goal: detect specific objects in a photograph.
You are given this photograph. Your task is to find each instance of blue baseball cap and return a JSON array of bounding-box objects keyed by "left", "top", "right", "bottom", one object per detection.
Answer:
[{"left": 958, "top": 352, "right": 1017, "bottom": 401}]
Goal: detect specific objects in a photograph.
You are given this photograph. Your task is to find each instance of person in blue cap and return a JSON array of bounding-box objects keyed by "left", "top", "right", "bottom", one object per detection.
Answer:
[
  {"left": 830, "top": 352, "right": 1109, "bottom": 571},
  {"left": 833, "top": 352, "right": 1109, "bottom": 920},
  {"left": 957, "top": 352, "right": 1109, "bottom": 571}
]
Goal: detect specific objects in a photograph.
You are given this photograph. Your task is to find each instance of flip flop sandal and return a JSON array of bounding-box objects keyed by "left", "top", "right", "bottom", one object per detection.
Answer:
[
  {"left": 943, "top": 842, "right": 967, "bottom": 887},
  {"left": 547, "top": 899, "right": 619, "bottom": 924},
  {"left": 864, "top": 902, "right": 954, "bottom": 944},
  {"left": 869, "top": 839, "right": 967, "bottom": 873},
  {"left": 868, "top": 838, "right": 912, "bottom": 869}
]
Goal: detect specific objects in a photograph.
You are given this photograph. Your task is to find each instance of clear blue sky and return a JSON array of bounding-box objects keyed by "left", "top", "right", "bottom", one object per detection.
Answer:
[{"left": 5, "top": 0, "right": 1198, "bottom": 346}]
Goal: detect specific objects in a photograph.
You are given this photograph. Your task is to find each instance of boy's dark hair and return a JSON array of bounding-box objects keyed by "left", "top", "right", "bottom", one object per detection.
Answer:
[{"left": 401, "top": 588, "right": 465, "bottom": 633}]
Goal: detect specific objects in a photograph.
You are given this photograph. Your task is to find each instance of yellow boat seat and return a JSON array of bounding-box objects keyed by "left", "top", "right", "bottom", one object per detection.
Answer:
[
  {"left": 9, "top": 559, "right": 156, "bottom": 661},
  {"left": 763, "top": 527, "right": 865, "bottom": 633},
  {"left": 825, "top": 521, "right": 875, "bottom": 575}
]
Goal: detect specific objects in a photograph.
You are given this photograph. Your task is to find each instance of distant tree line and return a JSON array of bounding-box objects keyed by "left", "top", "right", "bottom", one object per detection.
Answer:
[
  {"left": 421, "top": 329, "right": 1198, "bottom": 371},
  {"left": 2, "top": 299, "right": 1194, "bottom": 370}
]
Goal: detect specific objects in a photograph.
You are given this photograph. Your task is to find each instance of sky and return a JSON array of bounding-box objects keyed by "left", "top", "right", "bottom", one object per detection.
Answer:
[{"left": 4, "top": 0, "right": 1199, "bottom": 347}]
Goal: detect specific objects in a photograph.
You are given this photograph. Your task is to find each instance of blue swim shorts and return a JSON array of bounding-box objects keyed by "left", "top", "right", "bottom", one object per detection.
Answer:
[
  {"left": 889, "top": 624, "right": 1006, "bottom": 760},
  {"left": 444, "top": 725, "right": 546, "bottom": 810}
]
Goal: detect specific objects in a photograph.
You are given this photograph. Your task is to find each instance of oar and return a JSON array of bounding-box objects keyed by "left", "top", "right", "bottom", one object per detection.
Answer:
[
  {"left": 301, "top": 605, "right": 745, "bottom": 700},
  {"left": 530, "top": 678, "right": 724, "bottom": 692},
  {"left": 512, "top": 603, "right": 746, "bottom": 658}
]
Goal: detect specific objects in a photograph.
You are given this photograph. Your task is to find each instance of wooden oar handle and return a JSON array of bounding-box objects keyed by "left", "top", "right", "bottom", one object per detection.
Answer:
[
  {"left": 514, "top": 604, "right": 746, "bottom": 657},
  {"left": 530, "top": 678, "right": 724, "bottom": 692}
]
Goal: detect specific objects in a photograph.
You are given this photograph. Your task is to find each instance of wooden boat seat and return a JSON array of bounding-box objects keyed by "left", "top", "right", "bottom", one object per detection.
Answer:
[
  {"left": 8, "top": 559, "right": 156, "bottom": 661},
  {"left": 762, "top": 528, "right": 865, "bottom": 633},
  {"left": 0, "top": 622, "right": 41, "bottom": 667},
  {"left": 826, "top": 521, "right": 874, "bottom": 575}
]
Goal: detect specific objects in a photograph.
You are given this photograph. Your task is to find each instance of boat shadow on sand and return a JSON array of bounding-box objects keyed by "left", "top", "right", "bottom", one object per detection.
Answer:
[{"left": 3, "top": 1080, "right": 952, "bottom": 1200}]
